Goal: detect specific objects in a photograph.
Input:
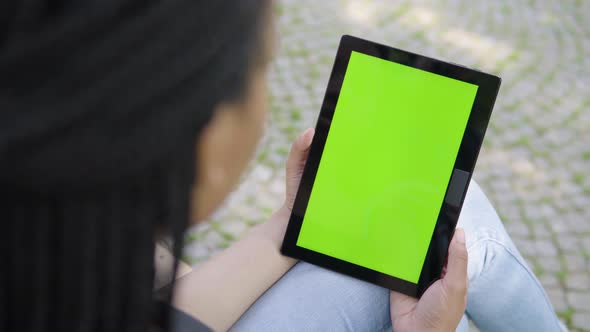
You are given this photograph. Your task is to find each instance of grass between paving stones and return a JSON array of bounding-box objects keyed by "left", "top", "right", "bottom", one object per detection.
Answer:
[
  {"left": 245, "top": 218, "right": 265, "bottom": 227},
  {"left": 497, "top": 212, "right": 509, "bottom": 224},
  {"left": 377, "top": 3, "right": 410, "bottom": 27},
  {"left": 290, "top": 107, "right": 302, "bottom": 121},
  {"left": 500, "top": 2, "right": 511, "bottom": 15},
  {"left": 557, "top": 308, "right": 575, "bottom": 328},
  {"left": 532, "top": 259, "right": 546, "bottom": 278},
  {"left": 573, "top": 174, "right": 585, "bottom": 186},
  {"left": 283, "top": 94, "right": 294, "bottom": 103},
  {"left": 185, "top": 229, "right": 207, "bottom": 245},
  {"left": 309, "top": 67, "right": 321, "bottom": 80},
  {"left": 540, "top": 196, "right": 553, "bottom": 206},
  {"left": 302, "top": 81, "right": 313, "bottom": 94},
  {"left": 209, "top": 221, "right": 235, "bottom": 248},
  {"left": 560, "top": 10, "right": 584, "bottom": 52},
  {"left": 257, "top": 150, "right": 269, "bottom": 164},
  {"left": 504, "top": 98, "right": 524, "bottom": 113},
  {"left": 260, "top": 206, "right": 274, "bottom": 217},
  {"left": 283, "top": 125, "right": 299, "bottom": 140},
  {"left": 182, "top": 255, "right": 198, "bottom": 265},
  {"left": 500, "top": 53, "right": 539, "bottom": 93},
  {"left": 562, "top": 105, "right": 584, "bottom": 128},
  {"left": 496, "top": 50, "right": 520, "bottom": 72},
  {"left": 245, "top": 195, "right": 256, "bottom": 205},
  {"left": 411, "top": 30, "right": 427, "bottom": 42},
  {"left": 274, "top": 3, "right": 284, "bottom": 17},
  {"left": 290, "top": 14, "right": 303, "bottom": 26},
  {"left": 555, "top": 260, "right": 568, "bottom": 285},
  {"left": 318, "top": 54, "right": 335, "bottom": 66},
  {"left": 509, "top": 136, "right": 531, "bottom": 149},
  {"left": 183, "top": 227, "right": 214, "bottom": 264},
  {"left": 275, "top": 146, "right": 289, "bottom": 156},
  {"left": 284, "top": 47, "right": 308, "bottom": 58}
]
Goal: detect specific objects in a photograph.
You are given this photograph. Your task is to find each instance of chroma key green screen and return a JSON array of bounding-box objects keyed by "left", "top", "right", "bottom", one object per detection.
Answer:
[{"left": 296, "top": 51, "right": 478, "bottom": 283}]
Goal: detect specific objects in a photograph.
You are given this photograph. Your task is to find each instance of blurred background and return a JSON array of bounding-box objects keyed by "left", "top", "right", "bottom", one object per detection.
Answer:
[{"left": 184, "top": 0, "right": 589, "bottom": 330}]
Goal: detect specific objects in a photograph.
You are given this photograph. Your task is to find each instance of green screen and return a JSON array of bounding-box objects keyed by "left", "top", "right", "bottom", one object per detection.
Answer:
[{"left": 297, "top": 51, "right": 478, "bottom": 283}]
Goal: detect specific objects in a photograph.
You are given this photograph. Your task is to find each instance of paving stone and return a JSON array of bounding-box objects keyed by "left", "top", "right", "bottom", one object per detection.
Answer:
[
  {"left": 547, "top": 288, "right": 569, "bottom": 312},
  {"left": 251, "top": 165, "right": 274, "bottom": 183},
  {"left": 564, "top": 254, "right": 588, "bottom": 273},
  {"left": 202, "top": 230, "right": 224, "bottom": 250},
  {"left": 539, "top": 274, "right": 560, "bottom": 288},
  {"left": 532, "top": 222, "right": 552, "bottom": 239},
  {"left": 559, "top": 236, "right": 582, "bottom": 254},
  {"left": 540, "top": 256, "right": 565, "bottom": 273},
  {"left": 183, "top": 242, "right": 211, "bottom": 263},
  {"left": 535, "top": 239, "right": 559, "bottom": 257},
  {"left": 269, "top": 177, "right": 285, "bottom": 196},
  {"left": 565, "top": 273, "right": 590, "bottom": 291},
  {"left": 497, "top": 205, "right": 521, "bottom": 222},
  {"left": 568, "top": 292, "right": 590, "bottom": 311},
  {"left": 571, "top": 312, "right": 590, "bottom": 331},
  {"left": 514, "top": 238, "right": 536, "bottom": 257},
  {"left": 551, "top": 219, "right": 574, "bottom": 235},
  {"left": 505, "top": 222, "right": 531, "bottom": 237},
  {"left": 220, "top": 221, "right": 249, "bottom": 239}
]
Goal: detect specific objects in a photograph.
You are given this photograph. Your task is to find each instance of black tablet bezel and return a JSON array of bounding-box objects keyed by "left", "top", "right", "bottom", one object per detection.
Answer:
[{"left": 281, "top": 35, "right": 501, "bottom": 298}]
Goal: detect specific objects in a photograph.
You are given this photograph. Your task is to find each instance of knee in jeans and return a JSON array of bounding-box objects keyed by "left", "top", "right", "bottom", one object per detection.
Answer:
[{"left": 465, "top": 229, "right": 512, "bottom": 285}]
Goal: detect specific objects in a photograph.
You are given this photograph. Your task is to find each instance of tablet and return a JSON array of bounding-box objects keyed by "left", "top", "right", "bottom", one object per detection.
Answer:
[{"left": 281, "top": 35, "right": 501, "bottom": 298}]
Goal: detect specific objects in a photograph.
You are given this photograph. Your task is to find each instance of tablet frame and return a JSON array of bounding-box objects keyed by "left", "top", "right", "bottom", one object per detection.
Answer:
[{"left": 281, "top": 35, "right": 501, "bottom": 298}]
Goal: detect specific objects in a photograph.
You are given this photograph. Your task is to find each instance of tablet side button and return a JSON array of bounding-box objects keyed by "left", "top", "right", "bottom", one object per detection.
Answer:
[{"left": 445, "top": 169, "right": 470, "bottom": 208}]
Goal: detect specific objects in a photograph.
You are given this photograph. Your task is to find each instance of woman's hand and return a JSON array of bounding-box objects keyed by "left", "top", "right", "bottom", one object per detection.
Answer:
[
  {"left": 261, "top": 128, "right": 314, "bottom": 244},
  {"left": 284, "top": 127, "right": 315, "bottom": 212},
  {"left": 390, "top": 228, "right": 469, "bottom": 332}
]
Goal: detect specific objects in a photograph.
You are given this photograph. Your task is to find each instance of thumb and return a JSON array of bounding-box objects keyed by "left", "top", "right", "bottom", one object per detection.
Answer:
[
  {"left": 442, "top": 228, "right": 468, "bottom": 298},
  {"left": 285, "top": 128, "right": 314, "bottom": 209},
  {"left": 286, "top": 128, "right": 314, "bottom": 180}
]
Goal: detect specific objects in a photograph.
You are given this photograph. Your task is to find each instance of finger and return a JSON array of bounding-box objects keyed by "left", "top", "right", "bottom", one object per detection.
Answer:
[
  {"left": 440, "top": 253, "right": 449, "bottom": 278},
  {"left": 286, "top": 128, "right": 314, "bottom": 180},
  {"left": 442, "top": 228, "right": 468, "bottom": 297},
  {"left": 390, "top": 290, "right": 418, "bottom": 321},
  {"left": 284, "top": 128, "right": 314, "bottom": 209}
]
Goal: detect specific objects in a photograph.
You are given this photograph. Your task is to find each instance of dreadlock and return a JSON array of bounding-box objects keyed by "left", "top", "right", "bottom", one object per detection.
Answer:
[{"left": 0, "top": 0, "right": 269, "bottom": 331}]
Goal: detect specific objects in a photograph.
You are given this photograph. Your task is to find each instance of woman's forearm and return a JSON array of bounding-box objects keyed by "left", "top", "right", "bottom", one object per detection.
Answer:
[{"left": 172, "top": 206, "right": 296, "bottom": 331}]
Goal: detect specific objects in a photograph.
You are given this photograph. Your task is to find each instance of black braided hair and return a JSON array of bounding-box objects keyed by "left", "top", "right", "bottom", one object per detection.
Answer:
[{"left": 0, "top": 0, "right": 269, "bottom": 331}]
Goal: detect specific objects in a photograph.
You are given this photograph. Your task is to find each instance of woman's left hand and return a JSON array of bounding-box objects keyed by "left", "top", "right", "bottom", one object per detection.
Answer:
[
  {"left": 284, "top": 127, "right": 315, "bottom": 212},
  {"left": 261, "top": 127, "right": 314, "bottom": 244}
]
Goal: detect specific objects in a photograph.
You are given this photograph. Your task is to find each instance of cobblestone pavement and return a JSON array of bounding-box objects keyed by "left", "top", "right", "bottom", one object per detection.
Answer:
[{"left": 184, "top": 1, "right": 590, "bottom": 330}]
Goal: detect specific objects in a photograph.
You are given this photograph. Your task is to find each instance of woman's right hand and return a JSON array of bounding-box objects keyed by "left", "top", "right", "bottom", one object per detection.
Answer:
[{"left": 390, "top": 228, "right": 469, "bottom": 332}]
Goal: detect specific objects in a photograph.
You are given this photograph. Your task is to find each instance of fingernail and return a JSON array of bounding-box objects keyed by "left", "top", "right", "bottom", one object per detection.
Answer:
[
  {"left": 305, "top": 128, "right": 315, "bottom": 144},
  {"left": 300, "top": 128, "right": 310, "bottom": 139},
  {"left": 455, "top": 228, "right": 465, "bottom": 245}
]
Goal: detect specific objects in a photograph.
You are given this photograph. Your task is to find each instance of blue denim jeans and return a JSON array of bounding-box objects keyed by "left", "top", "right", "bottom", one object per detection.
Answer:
[{"left": 231, "top": 181, "right": 566, "bottom": 332}]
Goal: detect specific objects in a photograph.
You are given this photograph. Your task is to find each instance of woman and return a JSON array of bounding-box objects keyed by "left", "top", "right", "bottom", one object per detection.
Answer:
[{"left": 0, "top": 1, "right": 565, "bottom": 331}]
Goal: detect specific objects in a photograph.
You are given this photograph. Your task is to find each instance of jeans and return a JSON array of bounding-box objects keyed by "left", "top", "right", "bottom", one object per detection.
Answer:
[{"left": 231, "top": 181, "right": 566, "bottom": 332}]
